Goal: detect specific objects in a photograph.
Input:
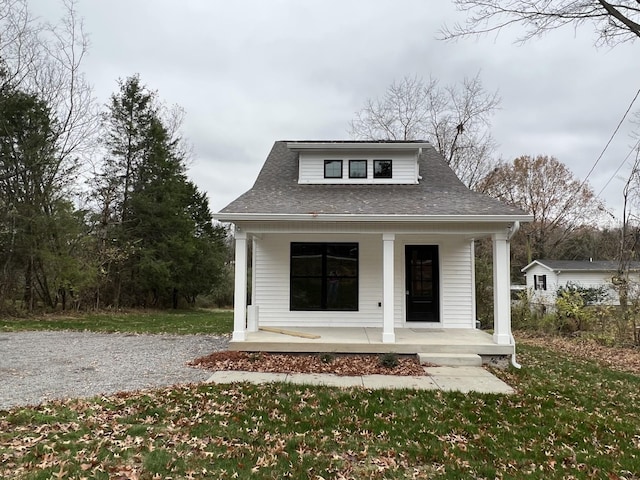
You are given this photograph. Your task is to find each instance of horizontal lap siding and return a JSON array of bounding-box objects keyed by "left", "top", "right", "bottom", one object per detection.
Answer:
[
  {"left": 558, "top": 271, "right": 621, "bottom": 305},
  {"left": 254, "top": 234, "right": 382, "bottom": 327},
  {"left": 393, "top": 236, "right": 474, "bottom": 328},
  {"left": 440, "top": 240, "right": 474, "bottom": 327},
  {"left": 254, "top": 233, "right": 476, "bottom": 328},
  {"left": 298, "top": 152, "right": 417, "bottom": 184},
  {"left": 525, "top": 265, "right": 557, "bottom": 305}
]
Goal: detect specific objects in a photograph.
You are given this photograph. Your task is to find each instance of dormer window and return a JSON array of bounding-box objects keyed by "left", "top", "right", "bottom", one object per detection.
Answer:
[
  {"left": 349, "top": 160, "right": 367, "bottom": 179},
  {"left": 291, "top": 142, "right": 425, "bottom": 185},
  {"left": 324, "top": 160, "right": 343, "bottom": 179},
  {"left": 374, "top": 159, "right": 392, "bottom": 179}
]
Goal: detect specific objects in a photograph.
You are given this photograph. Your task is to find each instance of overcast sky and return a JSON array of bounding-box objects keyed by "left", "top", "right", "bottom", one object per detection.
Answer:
[{"left": 31, "top": 1, "right": 639, "bottom": 220}]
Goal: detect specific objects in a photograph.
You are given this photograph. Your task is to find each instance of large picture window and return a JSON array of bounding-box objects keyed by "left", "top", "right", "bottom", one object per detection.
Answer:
[{"left": 290, "top": 242, "right": 358, "bottom": 311}]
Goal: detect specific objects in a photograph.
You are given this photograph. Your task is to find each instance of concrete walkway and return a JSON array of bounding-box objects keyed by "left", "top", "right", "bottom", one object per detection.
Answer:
[{"left": 207, "top": 366, "right": 514, "bottom": 394}]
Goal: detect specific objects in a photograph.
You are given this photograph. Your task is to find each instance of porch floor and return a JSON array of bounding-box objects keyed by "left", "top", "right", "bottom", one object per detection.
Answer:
[{"left": 230, "top": 327, "right": 514, "bottom": 356}]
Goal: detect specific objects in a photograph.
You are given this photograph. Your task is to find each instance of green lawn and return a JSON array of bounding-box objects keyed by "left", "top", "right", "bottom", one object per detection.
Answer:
[
  {"left": 1, "top": 344, "right": 639, "bottom": 479},
  {"left": 0, "top": 309, "right": 233, "bottom": 335}
]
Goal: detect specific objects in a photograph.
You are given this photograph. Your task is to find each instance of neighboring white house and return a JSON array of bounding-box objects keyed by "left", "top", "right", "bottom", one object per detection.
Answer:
[
  {"left": 522, "top": 259, "right": 640, "bottom": 306},
  {"left": 214, "top": 141, "right": 532, "bottom": 351}
]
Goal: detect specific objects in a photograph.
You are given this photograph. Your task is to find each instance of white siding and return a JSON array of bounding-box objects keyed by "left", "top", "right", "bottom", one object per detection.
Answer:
[
  {"left": 556, "top": 271, "right": 632, "bottom": 305},
  {"left": 440, "top": 240, "right": 475, "bottom": 327},
  {"left": 254, "top": 233, "right": 383, "bottom": 327},
  {"left": 524, "top": 265, "right": 557, "bottom": 305},
  {"left": 392, "top": 236, "right": 474, "bottom": 328},
  {"left": 253, "top": 233, "right": 475, "bottom": 329},
  {"left": 524, "top": 266, "right": 631, "bottom": 306},
  {"left": 298, "top": 151, "right": 418, "bottom": 184}
]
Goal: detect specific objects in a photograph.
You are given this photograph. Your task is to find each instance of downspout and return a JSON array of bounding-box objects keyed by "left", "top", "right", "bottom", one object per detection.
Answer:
[{"left": 507, "top": 221, "right": 522, "bottom": 369}]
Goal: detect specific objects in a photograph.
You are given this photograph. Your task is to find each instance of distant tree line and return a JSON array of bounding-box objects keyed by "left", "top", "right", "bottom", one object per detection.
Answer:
[{"left": 0, "top": 1, "right": 230, "bottom": 313}]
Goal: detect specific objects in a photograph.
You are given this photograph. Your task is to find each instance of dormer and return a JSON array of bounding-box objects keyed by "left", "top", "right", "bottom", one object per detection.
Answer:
[{"left": 287, "top": 141, "right": 430, "bottom": 185}]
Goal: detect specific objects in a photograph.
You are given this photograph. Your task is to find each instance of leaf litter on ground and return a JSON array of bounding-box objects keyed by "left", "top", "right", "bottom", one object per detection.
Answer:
[{"left": 189, "top": 351, "right": 428, "bottom": 376}]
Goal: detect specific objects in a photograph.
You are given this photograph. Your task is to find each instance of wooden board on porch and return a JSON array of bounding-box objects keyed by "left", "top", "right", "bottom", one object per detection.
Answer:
[{"left": 259, "top": 326, "right": 321, "bottom": 339}]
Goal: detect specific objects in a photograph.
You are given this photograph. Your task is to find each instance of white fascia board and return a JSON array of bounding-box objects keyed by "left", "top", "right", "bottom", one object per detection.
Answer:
[
  {"left": 286, "top": 142, "right": 431, "bottom": 151},
  {"left": 213, "top": 212, "right": 534, "bottom": 223},
  {"left": 521, "top": 260, "right": 555, "bottom": 273}
]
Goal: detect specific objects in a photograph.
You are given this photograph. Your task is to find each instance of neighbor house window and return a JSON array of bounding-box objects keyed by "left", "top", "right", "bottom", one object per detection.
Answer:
[
  {"left": 373, "top": 159, "right": 392, "bottom": 178},
  {"left": 534, "top": 275, "right": 547, "bottom": 291},
  {"left": 324, "top": 160, "right": 343, "bottom": 178},
  {"left": 349, "top": 159, "right": 367, "bottom": 179},
  {"left": 290, "top": 242, "right": 358, "bottom": 311}
]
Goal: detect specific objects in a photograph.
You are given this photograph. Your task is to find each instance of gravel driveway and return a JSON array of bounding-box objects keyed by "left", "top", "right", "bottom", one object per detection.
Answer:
[{"left": 0, "top": 331, "right": 229, "bottom": 410}]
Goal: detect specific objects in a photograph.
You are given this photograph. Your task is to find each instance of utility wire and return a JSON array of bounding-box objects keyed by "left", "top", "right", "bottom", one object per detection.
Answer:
[
  {"left": 546, "top": 86, "right": 640, "bottom": 230},
  {"left": 580, "top": 87, "right": 640, "bottom": 191},
  {"left": 597, "top": 137, "right": 640, "bottom": 198}
]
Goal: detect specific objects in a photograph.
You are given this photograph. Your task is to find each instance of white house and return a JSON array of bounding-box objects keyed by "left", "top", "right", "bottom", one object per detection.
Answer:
[
  {"left": 214, "top": 141, "right": 532, "bottom": 357},
  {"left": 522, "top": 259, "right": 640, "bottom": 306}
]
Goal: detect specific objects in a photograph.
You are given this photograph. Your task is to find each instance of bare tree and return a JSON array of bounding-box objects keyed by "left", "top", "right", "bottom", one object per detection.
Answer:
[
  {"left": 349, "top": 73, "right": 500, "bottom": 189},
  {"left": 0, "top": 0, "right": 97, "bottom": 174},
  {"left": 0, "top": 0, "right": 97, "bottom": 310},
  {"left": 441, "top": 0, "right": 640, "bottom": 47},
  {"left": 479, "top": 155, "right": 605, "bottom": 262}
]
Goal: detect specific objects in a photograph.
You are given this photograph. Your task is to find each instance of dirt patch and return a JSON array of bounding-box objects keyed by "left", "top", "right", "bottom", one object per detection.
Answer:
[{"left": 190, "top": 351, "right": 428, "bottom": 376}]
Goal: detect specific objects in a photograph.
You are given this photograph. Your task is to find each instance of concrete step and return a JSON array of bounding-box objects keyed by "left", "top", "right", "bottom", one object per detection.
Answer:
[{"left": 417, "top": 353, "right": 482, "bottom": 367}]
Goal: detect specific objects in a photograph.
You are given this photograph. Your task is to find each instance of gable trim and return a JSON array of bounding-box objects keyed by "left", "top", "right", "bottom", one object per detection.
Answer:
[{"left": 521, "top": 260, "right": 556, "bottom": 273}]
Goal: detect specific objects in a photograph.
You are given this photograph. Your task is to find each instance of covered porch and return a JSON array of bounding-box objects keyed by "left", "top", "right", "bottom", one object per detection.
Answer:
[
  {"left": 231, "top": 223, "right": 518, "bottom": 350},
  {"left": 229, "top": 327, "right": 514, "bottom": 359}
]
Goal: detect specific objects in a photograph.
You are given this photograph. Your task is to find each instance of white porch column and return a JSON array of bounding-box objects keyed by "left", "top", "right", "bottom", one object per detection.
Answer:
[
  {"left": 246, "top": 236, "right": 259, "bottom": 333},
  {"left": 492, "top": 231, "right": 512, "bottom": 345},
  {"left": 233, "top": 230, "right": 248, "bottom": 341},
  {"left": 382, "top": 233, "right": 396, "bottom": 343}
]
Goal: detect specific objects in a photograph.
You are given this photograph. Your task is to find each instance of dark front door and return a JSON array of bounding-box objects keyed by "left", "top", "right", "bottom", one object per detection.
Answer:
[{"left": 405, "top": 245, "right": 439, "bottom": 322}]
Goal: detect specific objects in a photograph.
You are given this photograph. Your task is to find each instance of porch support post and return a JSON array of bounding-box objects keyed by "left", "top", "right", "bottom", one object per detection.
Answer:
[
  {"left": 246, "top": 236, "right": 259, "bottom": 332},
  {"left": 492, "top": 231, "right": 511, "bottom": 345},
  {"left": 233, "top": 229, "right": 248, "bottom": 341},
  {"left": 382, "top": 233, "right": 396, "bottom": 343}
]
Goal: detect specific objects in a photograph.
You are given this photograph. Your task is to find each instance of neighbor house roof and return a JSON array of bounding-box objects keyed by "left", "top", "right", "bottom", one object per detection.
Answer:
[
  {"left": 522, "top": 259, "right": 640, "bottom": 273},
  {"left": 216, "top": 141, "right": 532, "bottom": 221}
]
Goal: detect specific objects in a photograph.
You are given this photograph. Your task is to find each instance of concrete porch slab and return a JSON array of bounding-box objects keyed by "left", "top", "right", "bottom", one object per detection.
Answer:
[{"left": 230, "top": 327, "right": 514, "bottom": 357}]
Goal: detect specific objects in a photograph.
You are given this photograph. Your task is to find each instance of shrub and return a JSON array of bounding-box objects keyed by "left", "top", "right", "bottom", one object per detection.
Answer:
[
  {"left": 379, "top": 352, "right": 399, "bottom": 369},
  {"left": 556, "top": 283, "right": 609, "bottom": 306},
  {"left": 511, "top": 290, "right": 538, "bottom": 330},
  {"left": 319, "top": 353, "right": 335, "bottom": 364},
  {"left": 555, "top": 289, "right": 595, "bottom": 333}
]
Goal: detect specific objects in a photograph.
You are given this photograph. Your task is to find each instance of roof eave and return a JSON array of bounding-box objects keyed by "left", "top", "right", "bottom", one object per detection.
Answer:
[
  {"left": 213, "top": 212, "right": 534, "bottom": 223},
  {"left": 287, "top": 141, "right": 431, "bottom": 151}
]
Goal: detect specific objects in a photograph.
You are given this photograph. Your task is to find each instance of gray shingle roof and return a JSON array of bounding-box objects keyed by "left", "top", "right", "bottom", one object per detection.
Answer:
[
  {"left": 218, "top": 141, "right": 529, "bottom": 217},
  {"left": 528, "top": 260, "right": 640, "bottom": 272}
]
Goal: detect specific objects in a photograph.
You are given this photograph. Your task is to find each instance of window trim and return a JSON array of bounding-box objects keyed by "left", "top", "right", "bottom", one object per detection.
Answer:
[
  {"left": 290, "top": 242, "right": 359, "bottom": 311},
  {"left": 373, "top": 159, "right": 392, "bottom": 178},
  {"left": 324, "top": 159, "right": 343, "bottom": 179},
  {"left": 348, "top": 159, "right": 367, "bottom": 179}
]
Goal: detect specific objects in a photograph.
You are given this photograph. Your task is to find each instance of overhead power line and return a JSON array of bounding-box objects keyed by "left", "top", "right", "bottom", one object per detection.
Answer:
[
  {"left": 597, "top": 137, "right": 640, "bottom": 198},
  {"left": 581, "top": 87, "right": 640, "bottom": 192}
]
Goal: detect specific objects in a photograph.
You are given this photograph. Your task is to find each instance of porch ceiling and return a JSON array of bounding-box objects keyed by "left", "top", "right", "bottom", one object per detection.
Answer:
[{"left": 229, "top": 327, "right": 514, "bottom": 356}]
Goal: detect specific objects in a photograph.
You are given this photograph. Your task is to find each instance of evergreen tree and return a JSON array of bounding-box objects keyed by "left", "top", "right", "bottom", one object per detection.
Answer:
[{"left": 95, "top": 75, "right": 227, "bottom": 308}]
